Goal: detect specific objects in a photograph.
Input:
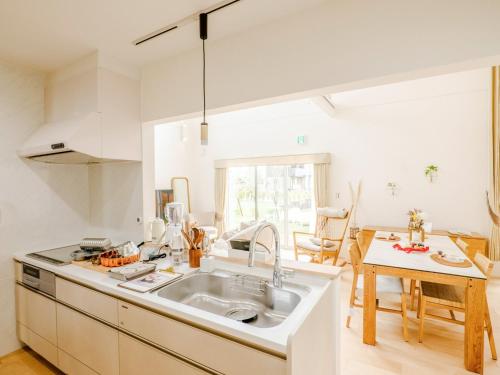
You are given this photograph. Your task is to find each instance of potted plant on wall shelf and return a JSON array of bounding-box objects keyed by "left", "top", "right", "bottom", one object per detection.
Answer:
[{"left": 424, "top": 164, "right": 438, "bottom": 182}]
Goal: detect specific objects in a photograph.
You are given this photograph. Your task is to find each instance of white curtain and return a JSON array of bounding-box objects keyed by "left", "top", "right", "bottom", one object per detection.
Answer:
[
  {"left": 214, "top": 168, "right": 227, "bottom": 236},
  {"left": 314, "top": 163, "right": 329, "bottom": 208},
  {"left": 490, "top": 67, "right": 500, "bottom": 261}
]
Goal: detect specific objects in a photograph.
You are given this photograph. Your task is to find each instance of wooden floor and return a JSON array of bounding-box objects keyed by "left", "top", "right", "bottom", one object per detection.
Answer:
[
  {"left": 1, "top": 263, "right": 499, "bottom": 375},
  {"left": 0, "top": 348, "right": 61, "bottom": 375}
]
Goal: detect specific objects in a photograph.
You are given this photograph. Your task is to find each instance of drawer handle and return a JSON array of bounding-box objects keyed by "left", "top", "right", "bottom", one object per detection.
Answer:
[{"left": 121, "top": 305, "right": 129, "bottom": 309}]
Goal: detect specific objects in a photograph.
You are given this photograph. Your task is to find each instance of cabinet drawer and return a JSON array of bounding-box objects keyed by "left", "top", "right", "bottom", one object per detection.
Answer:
[
  {"left": 56, "top": 277, "right": 118, "bottom": 325},
  {"left": 58, "top": 349, "right": 99, "bottom": 375},
  {"left": 57, "top": 303, "right": 119, "bottom": 375},
  {"left": 16, "top": 284, "right": 57, "bottom": 345},
  {"left": 17, "top": 323, "right": 58, "bottom": 366},
  {"left": 119, "top": 333, "right": 208, "bottom": 375},
  {"left": 118, "top": 302, "right": 286, "bottom": 375}
]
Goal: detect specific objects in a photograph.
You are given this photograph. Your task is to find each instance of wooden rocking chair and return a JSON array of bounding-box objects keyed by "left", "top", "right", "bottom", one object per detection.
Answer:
[{"left": 293, "top": 206, "right": 352, "bottom": 265}]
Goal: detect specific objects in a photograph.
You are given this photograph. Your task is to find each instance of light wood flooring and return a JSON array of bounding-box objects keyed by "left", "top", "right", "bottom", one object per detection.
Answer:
[
  {"left": 1, "top": 263, "right": 499, "bottom": 374},
  {"left": 0, "top": 348, "right": 61, "bottom": 375}
]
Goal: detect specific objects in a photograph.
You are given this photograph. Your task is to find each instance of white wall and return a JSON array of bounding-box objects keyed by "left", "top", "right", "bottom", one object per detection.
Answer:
[
  {"left": 142, "top": 0, "right": 500, "bottom": 123},
  {"left": 0, "top": 61, "right": 89, "bottom": 355},
  {"left": 154, "top": 69, "right": 490, "bottom": 237},
  {"left": 87, "top": 162, "right": 143, "bottom": 243}
]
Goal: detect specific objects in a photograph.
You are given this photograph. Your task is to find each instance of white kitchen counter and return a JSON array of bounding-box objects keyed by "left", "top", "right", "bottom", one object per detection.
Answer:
[{"left": 14, "top": 251, "right": 338, "bottom": 355}]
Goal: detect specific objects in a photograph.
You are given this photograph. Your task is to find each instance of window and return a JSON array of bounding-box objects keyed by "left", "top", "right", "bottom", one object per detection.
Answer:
[{"left": 226, "top": 164, "right": 314, "bottom": 248}]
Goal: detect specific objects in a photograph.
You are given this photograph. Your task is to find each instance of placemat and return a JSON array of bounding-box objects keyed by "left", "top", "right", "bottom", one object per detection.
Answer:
[
  {"left": 430, "top": 254, "right": 472, "bottom": 268},
  {"left": 375, "top": 235, "right": 401, "bottom": 242}
]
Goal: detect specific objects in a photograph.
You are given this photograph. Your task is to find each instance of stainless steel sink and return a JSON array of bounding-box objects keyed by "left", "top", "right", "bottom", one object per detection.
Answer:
[{"left": 157, "top": 271, "right": 308, "bottom": 328}]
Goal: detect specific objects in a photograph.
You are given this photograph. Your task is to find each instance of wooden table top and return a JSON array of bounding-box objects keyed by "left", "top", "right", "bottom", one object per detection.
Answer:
[
  {"left": 363, "top": 230, "right": 486, "bottom": 279},
  {"left": 363, "top": 225, "right": 487, "bottom": 240}
]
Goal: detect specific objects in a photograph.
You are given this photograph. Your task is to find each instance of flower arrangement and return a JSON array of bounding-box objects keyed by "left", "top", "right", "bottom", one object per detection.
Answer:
[{"left": 407, "top": 208, "right": 424, "bottom": 230}]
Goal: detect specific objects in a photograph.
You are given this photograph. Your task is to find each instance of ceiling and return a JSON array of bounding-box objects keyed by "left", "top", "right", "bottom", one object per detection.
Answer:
[{"left": 0, "top": 0, "right": 325, "bottom": 72}]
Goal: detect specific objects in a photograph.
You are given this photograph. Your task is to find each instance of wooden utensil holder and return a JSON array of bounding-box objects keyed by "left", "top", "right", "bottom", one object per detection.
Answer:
[{"left": 189, "top": 247, "right": 202, "bottom": 268}]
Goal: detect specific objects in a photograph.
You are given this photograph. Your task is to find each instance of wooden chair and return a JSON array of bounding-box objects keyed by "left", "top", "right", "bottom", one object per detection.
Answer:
[
  {"left": 346, "top": 243, "right": 409, "bottom": 341},
  {"left": 355, "top": 231, "right": 369, "bottom": 258},
  {"left": 455, "top": 237, "right": 469, "bottom": 255},
  {"left": 417, "top": 253, "right": 497, "bottom": 359},
  {"left": 293, "top": 207, "right": 352, "bottom": 265},
  {"left": 410, "top": 238, "right": 469, "bottom": 311}
]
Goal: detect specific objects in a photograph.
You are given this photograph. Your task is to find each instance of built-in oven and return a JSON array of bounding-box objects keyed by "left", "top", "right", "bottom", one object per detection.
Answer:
[{"left": 22, "top": 263, "right": 56, "bottom": 297}]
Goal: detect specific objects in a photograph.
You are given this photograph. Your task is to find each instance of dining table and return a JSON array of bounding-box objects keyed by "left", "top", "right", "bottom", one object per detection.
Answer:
[{"left": 362, "top": 229, "right": 487, "bottom": 374}]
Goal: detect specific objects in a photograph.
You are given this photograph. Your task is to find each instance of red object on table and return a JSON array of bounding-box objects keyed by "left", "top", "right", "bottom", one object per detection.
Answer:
[{"left": 393, "top": 243, "right": 429, "bottom": 253}]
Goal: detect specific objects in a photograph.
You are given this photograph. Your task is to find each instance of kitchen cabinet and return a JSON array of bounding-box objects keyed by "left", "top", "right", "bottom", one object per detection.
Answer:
[
  {"left": 119, "top": 333, "right": 208, "bottom": 375},
  {"left": 15, "top": 284, "right": 58, "bottom": 365},
  {"left": 15, "top": 284, "right": 57, "bottom": 344},
  {"left": 17, "top": 322, "right": 58, "bottom": 366},
  {"left": 57, "top": 303, "right": 119, "bottom": 375},
  {"left": 56, "top": 277, "right": 118, "bottom": 324},
  {"left": 16, "top": 261, "right": 335, "bottom": 375},
  {"left": 58, "top": 349, "right": 99, "bottom": 375},
  {"left": 118, "top": 301, "right": 286, "bottom": 375}
]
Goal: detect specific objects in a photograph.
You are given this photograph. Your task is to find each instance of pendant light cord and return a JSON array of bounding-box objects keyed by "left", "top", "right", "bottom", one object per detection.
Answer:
[{"left": 202, "top": 39, "right": 206, "bottom": 123}]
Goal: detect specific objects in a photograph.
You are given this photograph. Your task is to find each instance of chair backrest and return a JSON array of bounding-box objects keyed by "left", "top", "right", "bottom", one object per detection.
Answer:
[
  {"left": 356, "top": 231, "right": 367, "bottom": 257},
  {"left": 474, "top": 253, "right": 494, "bottom": 286},
  {"left": 456, "top": 237, "right": 469, "bottom": 255},
  {"left": 349, "top": 242, "right": 362, "bottom": 274},
  {"left": 315, "top": 207, "right": 352, "bottom": 241}
]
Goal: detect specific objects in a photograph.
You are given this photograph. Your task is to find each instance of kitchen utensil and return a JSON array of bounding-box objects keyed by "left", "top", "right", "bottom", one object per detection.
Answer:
[
  {"left": 150, "top": 218, "right": 166, "bottom": 244},
  {"left": 189, "top": 247, "right": 202, "bottom": 268},
  {"left": 182, "top": 229, "right": 195, "bottom": 249},
  {"left": 165, "top": 202, "right": 184, "bottom": 225},
  {"left": 71, "top": 248, "right": 105, "bottom": 261},
  {"left": 99, "top": 249, "right": 140, "bottom": 267},
  {"left": 79, "top": 238, "right": 111, "bottom": 251},
  {"left": 115, "top": 241, "right": 140, "bottom": 257}
]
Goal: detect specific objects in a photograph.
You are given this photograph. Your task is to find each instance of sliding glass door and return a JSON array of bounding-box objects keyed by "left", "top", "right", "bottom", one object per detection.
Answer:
[{"left": 226, "top": 164, "right": 314, "bottom": 248}]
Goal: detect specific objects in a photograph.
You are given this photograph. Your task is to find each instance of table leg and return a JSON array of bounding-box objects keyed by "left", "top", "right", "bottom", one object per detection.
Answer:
[
  {"left": 464, "top": 278, "right": 485, "bottom": 374},
  {"left": 363, "top": 264, "right": 377, "bottom": 345}
]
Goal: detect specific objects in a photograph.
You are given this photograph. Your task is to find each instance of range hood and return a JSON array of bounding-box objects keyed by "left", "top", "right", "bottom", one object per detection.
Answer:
[
  {"left": 18, "top": 112, "right": 112, "bottom": 164},
  {"left": 18, "top": 52, "right": 142, "bottom": 165}
]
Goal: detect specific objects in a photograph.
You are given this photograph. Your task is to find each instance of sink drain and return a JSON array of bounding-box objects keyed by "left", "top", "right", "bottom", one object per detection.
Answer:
[{"left": 225, "top": 307, "right": 258, "bottom": 323}]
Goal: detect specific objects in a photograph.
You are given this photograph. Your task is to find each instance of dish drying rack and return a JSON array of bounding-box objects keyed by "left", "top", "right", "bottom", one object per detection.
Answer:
[{"left": 229, "top": 274, "right": 267, "bottom": 296}]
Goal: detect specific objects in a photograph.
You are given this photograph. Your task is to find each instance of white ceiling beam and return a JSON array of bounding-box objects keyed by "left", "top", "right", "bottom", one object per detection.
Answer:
[{"left": 311, "top": 95, "right": 336, "bottom": 118}]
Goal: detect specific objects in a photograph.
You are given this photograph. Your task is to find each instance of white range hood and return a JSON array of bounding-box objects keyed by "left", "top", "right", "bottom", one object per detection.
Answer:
[
  {"left": 18, "top": 52, "right": 142, "bottom": 164},
  {"left": 18, "top": 112, "right": 112, "bottom": 164}
]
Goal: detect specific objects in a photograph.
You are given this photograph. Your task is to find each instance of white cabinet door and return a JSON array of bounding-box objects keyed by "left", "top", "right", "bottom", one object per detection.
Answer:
[
  {"left": 15, "top": 284, "right": 57, "bottom": 345},
  {"left": 56, "top": 277, "right": 118, "bottom": 324},
  {"left": 118, "top": 302, "right": 286, "bottom": 375},
  {"left": 119, "top": 333, "right": 209, "bottom": 375},
  {"left": 57, "top": 303, "right": 119, "bottom": 375},
  {"left": 58, "top": 349, "right": 99, "bottom": 375}
]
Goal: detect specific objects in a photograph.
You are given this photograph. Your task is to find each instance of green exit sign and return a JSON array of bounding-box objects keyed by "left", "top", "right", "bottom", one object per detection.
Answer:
[{"left": 297, "top": 135, "right": 306, "bottom": 145}]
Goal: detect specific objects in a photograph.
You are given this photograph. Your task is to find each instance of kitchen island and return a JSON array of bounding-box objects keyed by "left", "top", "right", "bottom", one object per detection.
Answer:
[{"left": 14, "top": 251, "right": 341, "bottom": 375}]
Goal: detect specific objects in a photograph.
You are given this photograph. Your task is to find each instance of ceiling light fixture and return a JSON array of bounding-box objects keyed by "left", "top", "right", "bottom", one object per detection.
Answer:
[
  {"left": 200, "top": 12, "right": 208, "bottom": 145},
  {"left": 133, "top": 0, "right": 241, "bottom": 46}
]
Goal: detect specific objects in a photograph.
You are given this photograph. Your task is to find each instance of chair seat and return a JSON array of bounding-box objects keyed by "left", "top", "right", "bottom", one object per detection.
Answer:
[
  {"left": 296, "top": 237, "right": 337, "bottom": 252},
  {"left": 356, "top": 275, "right": 404, "bottom": 295},
  {"left": 420, "top": 281, "right": 465, "bottom": 308}
]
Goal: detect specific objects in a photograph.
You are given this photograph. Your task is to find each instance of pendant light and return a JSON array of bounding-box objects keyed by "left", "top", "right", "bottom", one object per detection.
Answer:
[{"left": 200, "top": 13, "right": 208, "bottom": 145}]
